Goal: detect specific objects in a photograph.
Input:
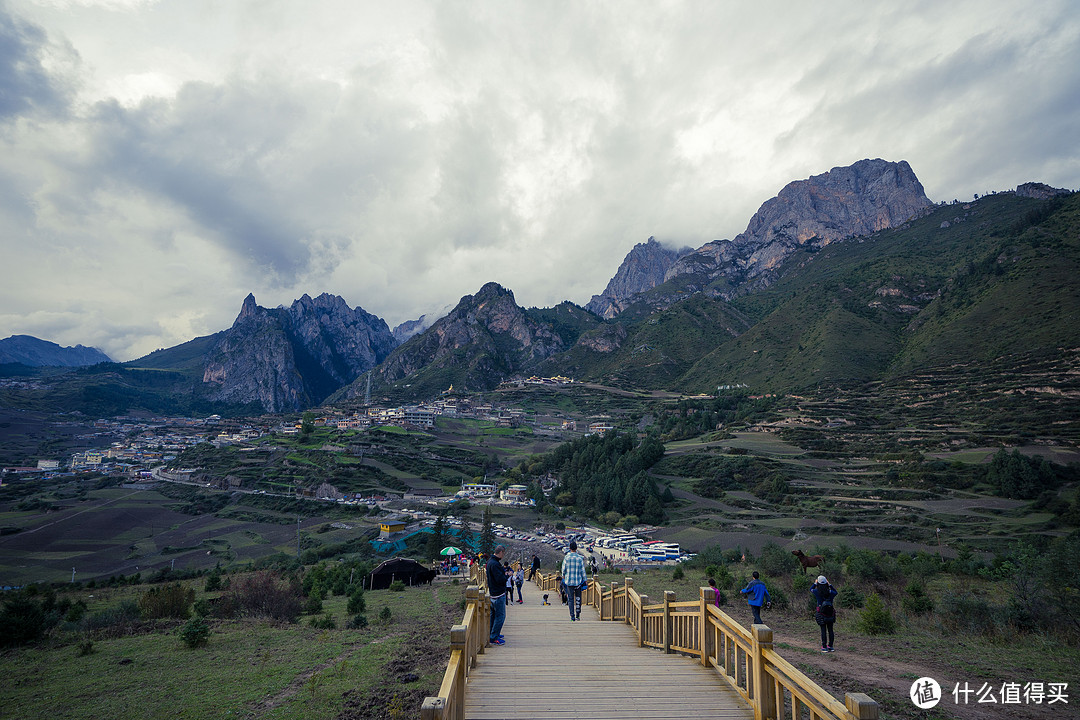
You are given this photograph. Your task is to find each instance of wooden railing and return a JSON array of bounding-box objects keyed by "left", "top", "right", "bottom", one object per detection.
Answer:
[
  {"left": 533, "top": 572, "right": 879, "bottom": 720},
  {"left": 421, "top": 566, "right": 489, "bottom": 720}
]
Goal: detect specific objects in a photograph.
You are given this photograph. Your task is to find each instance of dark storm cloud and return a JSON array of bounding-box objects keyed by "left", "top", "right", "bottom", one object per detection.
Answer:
[{"left": 0, "top": 5, "right": 71, "bottom": 119}]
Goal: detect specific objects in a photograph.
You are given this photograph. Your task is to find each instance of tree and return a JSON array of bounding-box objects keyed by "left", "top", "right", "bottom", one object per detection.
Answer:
[
  {"left": 427, "top": 513, "right": 448, "bottom": 558},
  {"left": 479, "top": 507, "right": 496, "bottom": 556},
  {"left": 301, "top": 412, "right": 315, "bottom": 436}
]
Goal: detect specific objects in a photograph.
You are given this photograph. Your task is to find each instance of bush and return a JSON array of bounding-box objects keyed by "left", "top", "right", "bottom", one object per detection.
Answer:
[
  {"left": 179, "top": 617, "right": 210, "bottom": 648},
  {"left": 204, "top": 571, "right": 222, "bottom": 592},
  {"left": 138, "top": 583, "right": 195, "bottom": 620},
  {"left": 228, "top": 571, "right": 304, "bottom": 623},
  {"left": 857, "top": 593, "right": 896, "bottom": 635},
  {"left": 759, "top": 542, "right": 797, "bottom": 577},
  {"left": 0, "top": 593, "right": 48, "bottom": 646},
  {"left": 82, "top": 600, "right": 140, "bottom": 633},
  {"left": 901, "top": 581, "right": 934, "bottom": 616},
  {"left": 379, "top": 606, "right": 392, "bottom": 622},
  {"left": 389, "top": 580, "right": 405, "bottom": 592},
  {"left": 347, "top": 591, "right": 366, "bottom": 614},
  {"left": 672, "top": 566, "right": 684, "bottom": 581},
  {"left": 939, "top": 593, "right": 998, "bottom": 636},
  {"left": 837, "top": 586, "right": 865, "bottom": 609},
  {"left": 309, "top": 613, "right": 336, "bottom": 630},
  {"left": 304, "top": 597, "right": 324, "bottom": 615},
  {"left": 77, "top": 638, "right": 95, "bottom": 656},
  {"left": 347, "top": 614, "right": 368, "bottom": 629}
]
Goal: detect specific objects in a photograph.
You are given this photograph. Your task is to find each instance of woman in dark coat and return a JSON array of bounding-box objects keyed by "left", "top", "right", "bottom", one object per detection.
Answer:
[{"left": 810, "top": 575, "right": 838, "bottom": 652}]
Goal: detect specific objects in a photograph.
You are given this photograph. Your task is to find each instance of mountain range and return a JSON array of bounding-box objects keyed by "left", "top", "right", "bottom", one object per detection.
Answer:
[
  {"left": 4, "top": 160, "right": 1076, "bottom": 414},
  {"left": 0, "top": 335, "right": 112, "bottom": 367}
]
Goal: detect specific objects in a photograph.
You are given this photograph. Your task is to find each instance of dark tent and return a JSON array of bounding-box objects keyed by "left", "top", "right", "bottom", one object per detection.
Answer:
[{"left": 365, "top": 557, "right": 437, "bottom": 590}]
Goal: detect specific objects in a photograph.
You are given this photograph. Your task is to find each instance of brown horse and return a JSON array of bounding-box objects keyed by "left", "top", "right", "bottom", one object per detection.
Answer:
[{"left": 792, "top": 550, "right": 824, "bottom": 574}]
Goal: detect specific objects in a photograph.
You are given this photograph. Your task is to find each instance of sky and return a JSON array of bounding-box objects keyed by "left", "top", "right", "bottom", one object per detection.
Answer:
[{"left": 1, "top": 0, "right": 1078, "bottom": 362}]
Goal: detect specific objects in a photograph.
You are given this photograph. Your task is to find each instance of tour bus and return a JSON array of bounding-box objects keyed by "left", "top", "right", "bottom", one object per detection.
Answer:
[
  {"left": 617, "top": 538, "right": 644, "bottom": 552},
  {"left": 632, "top": 547, "right": 668, "bottom": 562}
]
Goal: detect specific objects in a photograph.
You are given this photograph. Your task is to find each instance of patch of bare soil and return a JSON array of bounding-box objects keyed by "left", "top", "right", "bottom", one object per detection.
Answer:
[{"left": 765, "top": 612, "right": 1065, "bottom": 720}]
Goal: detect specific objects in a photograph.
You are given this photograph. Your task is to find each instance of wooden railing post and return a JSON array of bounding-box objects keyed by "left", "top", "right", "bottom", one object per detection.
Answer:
[
  {"left": 638, "top": 594, "right": 648, "bottom": 647},
  {"left": 663, "top": 590, "right": 674, "bottom": 654},
  {"left": 610, "top": 581, "right": 619, "bottom": 621},
  {"left": 751, "top": 624, "right": 775, "bottom": 720},
  {"left": 624, "top": 578, "right": 633, "bottom": 625},
  {"left": 420, "top": 697, "right": 445, "bottom": 720},
  {"left": 845, "top": 693, "right": 879, "bottom": 719},
  {"left": 478, "top": 587, "right": 489, "bottom": 652},
  {"left": 450, "top": 625, "right": 467, "bottom": 720},
  {"left": 699, "top": 587, "right": 709, "bottom": 667},
  {"left": 466, "top": 585, "right": 479, "bottom": 667}
]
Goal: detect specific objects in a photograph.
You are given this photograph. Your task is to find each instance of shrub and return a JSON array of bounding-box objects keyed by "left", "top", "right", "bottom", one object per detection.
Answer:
[
  {"left": 347, "top": 614, "right": 368, "bottom": 629},
  {"left": 846, "top": 550, "right": 890, "bottom": 583},
  {"left": 82, "top": 600, "right": 140, "bottom": 633},
  {"left": 704, "top": 565, "right": 719, "bottom": 579},
  {"left": 379, "top": 606, "right": 392, "bottom": 622},
  {"left": 179, "top": 617, "right": 210, "bottom": 648},
  {"left": 64, "top": 600, "right": 88, "bottom": 623},
  {"left": 901, "top": 581, "right": 934, "bottom": 616},
  {"left": 837, "top": 586, "right": 865, "bottom": 609},
  {"left": 672, "top": 566, "right": 684, "bottom": 581},
  {"left": 309, "top": 613, "right": 336, "bottom": 630},
  {"left": 77, "top": 638, "right": 95, "bottom": 656},
  {"left": 759, "top": 542, "right": 797, "bottom": 577},
  {"left": 192, "top": 599, "right": 211, "bottom": 617},
  {"left": 304, "top": 597, "right": 324, "bottom": 615},
  {"left": 857, "top": 593, "right": 896, "bottom": 635},
  {"left": 347, "top": 591, "right": 366, "bottom": 614},
  {"left": 138, "top": 583, "right": 195, "bottom": 620},
  {"left": 204, "top": 571, "right": 222, "bottom": 592},
  {"left": 389, "top": 580, "right": 405, "bottom": 592},
  {"left": 0, "top": 593, "right": 48, "bottom": 646},
  {"left": 762, "top": 581, "right": 788, "bottom": 610},
  {"left": 228, "top": 571, "right": 304, "bottom": 623},
  {"left": 939, "top": 593, "right": 998, "bottom": 636}
]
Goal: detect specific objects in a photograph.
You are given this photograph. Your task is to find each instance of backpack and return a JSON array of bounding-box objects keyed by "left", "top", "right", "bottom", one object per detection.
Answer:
[{"left": 818, "top": 599, "right": 835, "bottom": 618}]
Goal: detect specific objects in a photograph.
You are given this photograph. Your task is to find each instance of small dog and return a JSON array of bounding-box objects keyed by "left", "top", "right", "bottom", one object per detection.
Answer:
[{"left": 542, "top": 594, "right": 550, "bottom": 605}]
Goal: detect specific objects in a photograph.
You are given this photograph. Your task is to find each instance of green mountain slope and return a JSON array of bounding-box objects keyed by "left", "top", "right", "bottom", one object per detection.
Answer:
[{"left": 675, "top": 192, "right": 1079, "bottom": 393}]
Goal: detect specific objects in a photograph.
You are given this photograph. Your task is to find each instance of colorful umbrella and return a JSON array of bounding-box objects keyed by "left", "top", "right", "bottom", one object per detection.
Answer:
[{"left": 440, "top": 546, "right": 463, "bottom": 556}]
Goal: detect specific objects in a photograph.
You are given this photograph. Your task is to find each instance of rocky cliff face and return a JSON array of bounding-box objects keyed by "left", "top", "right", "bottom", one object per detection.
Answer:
[
  {"left": 202, "top": 293, "right": 397, "bottom": 412},
  {"left": 601, "top": 159, "right": 933, "bottom": 314},
  {"left": 369, "top": 282, "right": 568, "bottom": 391},
  {"left": 586, "top": 238, "right": 693, "bottom": 318}
]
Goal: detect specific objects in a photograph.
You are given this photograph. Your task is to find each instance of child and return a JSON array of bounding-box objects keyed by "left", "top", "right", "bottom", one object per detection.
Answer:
[{"left": 542, "top": 593, "right": 550, "bottom": 605}]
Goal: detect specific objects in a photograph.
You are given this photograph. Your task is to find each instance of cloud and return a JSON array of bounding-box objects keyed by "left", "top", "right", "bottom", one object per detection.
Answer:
[
  {"left": 0, "top": 1, "right": 1078, "bottom": 361},
  {"left": 0, "top": 5, "right": 73, "bottom": 119}
]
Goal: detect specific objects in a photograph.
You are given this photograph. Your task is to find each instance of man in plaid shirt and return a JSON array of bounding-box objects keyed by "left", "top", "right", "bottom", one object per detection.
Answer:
[{"left": 561, "top": 541, "right": 587, "bottom": 621}]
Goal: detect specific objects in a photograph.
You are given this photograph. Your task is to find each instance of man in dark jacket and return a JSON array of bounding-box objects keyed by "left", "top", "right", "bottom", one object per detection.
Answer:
[
  {"left": 528, "top": 554, "right": 540, "bottom": 581},
  {"left": 486, "top": 545, "right": 507, "bottom": 645}
]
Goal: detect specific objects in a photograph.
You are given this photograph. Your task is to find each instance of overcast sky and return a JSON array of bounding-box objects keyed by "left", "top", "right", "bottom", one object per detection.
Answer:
[{"left": 1, "top": 0, "right": 1078, "bottom": 361}]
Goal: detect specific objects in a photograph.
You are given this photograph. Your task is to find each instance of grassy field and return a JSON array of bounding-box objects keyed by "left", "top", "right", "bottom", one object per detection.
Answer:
[{"left": 0, "top": 578, "right": 465, "bottom": 720}]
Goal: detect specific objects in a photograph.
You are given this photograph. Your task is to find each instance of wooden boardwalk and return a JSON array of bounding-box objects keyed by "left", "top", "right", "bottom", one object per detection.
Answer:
[{"left": 463, "top": 579, "right": 753, "bottom": 720}]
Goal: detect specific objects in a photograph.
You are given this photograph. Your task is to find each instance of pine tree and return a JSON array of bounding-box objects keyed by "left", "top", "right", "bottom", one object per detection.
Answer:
[{"left": 479, "top": 507, "right": 496, "bottom": 555}]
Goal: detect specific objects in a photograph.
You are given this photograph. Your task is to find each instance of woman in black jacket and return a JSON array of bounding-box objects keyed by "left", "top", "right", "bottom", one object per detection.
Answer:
[{"left": 810, "top": 575, "right": 838, "bottom": 652}]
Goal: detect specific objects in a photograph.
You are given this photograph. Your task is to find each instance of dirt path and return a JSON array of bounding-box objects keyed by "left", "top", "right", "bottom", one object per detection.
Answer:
[{"left": 764, "top": 613, "right": 1065, "bottom": 720}]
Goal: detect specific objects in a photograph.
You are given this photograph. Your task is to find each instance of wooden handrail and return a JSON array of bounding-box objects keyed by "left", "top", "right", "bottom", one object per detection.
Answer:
[{"left": 422, "top": 572, "right": 878, "bottom": 720}]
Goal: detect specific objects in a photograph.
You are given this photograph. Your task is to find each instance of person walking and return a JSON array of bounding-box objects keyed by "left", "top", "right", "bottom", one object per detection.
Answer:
[
  {"left": 740, "top": 571, "right": 771, "bottom": 625},
  {"left": 811, "top": 575, "right": 838, "bottom": 652},
  {"left": 528, "top": 554, "right": 540, "bottom": 581},
  {"left": 486, "top": 545, "right": 507, "bottom": 645},
  {"left": 514, "top": 566, "right": 524, "bottom": 603},
  {"left": 561, "top": 541, "right": 588, "bottom": 621}
]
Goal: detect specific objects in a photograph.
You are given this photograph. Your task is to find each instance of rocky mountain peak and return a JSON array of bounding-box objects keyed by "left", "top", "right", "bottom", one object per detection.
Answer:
[
  {"left": 586, "top": 237, "right": 694, "bottom": 318},
  {"left": 204, "top": 292, "right": 396, "bottom": 412},
  {"left": 659, "top": 158, "right": 933, "bottom": 299},
  {"left": 236, "top": 293, "right": 259, "bottom": 323}
]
